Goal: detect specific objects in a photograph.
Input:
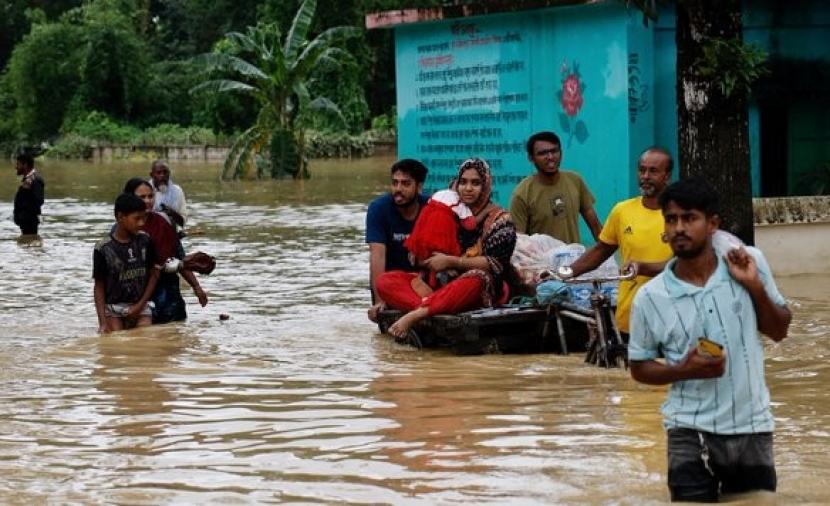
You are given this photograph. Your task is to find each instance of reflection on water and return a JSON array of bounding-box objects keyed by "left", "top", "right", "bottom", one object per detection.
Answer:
[{"left": 0, "top": 159, "right": 828, "bottom": 503}]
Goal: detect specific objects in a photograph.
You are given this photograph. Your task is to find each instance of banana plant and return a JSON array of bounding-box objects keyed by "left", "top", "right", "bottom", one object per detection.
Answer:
[{"left": 191, "top": 0, "right": 359, "bottom": 179}]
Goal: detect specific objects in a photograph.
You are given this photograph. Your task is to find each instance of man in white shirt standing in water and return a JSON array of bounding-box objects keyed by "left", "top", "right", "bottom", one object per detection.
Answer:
[{"left": 149, "top": 159, "right": 187, "bottom": 230}]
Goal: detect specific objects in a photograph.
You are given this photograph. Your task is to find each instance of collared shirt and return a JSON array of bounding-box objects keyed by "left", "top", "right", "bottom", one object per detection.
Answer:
[
  {"left": 151, "top": 179, "right": 187, "bottom": 221},
  {"left": 629, "top": 247, "right": 786, "bottom": 435}
]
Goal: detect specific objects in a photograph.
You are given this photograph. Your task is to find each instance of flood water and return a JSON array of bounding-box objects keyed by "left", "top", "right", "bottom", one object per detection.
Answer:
[{"left": 1, "top": 158, "right": 828, "bottom": 504}]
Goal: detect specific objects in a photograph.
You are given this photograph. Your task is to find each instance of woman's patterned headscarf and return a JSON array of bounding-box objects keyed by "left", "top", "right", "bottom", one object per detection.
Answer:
[{"left": 455, "top": 157, "right": 492, "bottom": 216}]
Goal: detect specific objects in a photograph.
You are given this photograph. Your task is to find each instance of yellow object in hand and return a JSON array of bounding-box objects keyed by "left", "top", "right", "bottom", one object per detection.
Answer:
[{"left": 697, "top": 337, "right": 723, "bottom": 358}]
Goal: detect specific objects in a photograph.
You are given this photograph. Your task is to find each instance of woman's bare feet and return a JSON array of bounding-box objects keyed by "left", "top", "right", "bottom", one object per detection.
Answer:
[{"left": 388, "top": 306, "right": 429, "bottom": 339}]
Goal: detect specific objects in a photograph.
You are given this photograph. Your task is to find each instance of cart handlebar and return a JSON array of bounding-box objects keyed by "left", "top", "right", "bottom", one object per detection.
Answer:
[{"left": 539, "top": 266, "right": 637, "bottom": 284}]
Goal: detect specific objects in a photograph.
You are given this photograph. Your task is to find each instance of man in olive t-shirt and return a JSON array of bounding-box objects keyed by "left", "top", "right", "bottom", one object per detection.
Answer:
[{"left": 510, "top": 131, "right": 602, "bottom": 244}]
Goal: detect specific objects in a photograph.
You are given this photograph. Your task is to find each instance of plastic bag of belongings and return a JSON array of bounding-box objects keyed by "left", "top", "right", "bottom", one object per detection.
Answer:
[{"left": 511, "top": 233, "right": 619, "bottom": 308}]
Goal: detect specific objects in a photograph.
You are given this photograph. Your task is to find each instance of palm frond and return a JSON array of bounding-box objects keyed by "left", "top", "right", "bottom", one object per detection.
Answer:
[
  {"left": 190, "top": 79, "right": 256, "bottom": 96},
  {"left": 291, "top": 26, "right": 360, "bottom": 79},
  {"left": 284, "top": 0, "right": 316, "bottom": 61},
  {"left": 222, "top": 126, "right": 260, "bottom": 179},
  {"left": 308, "top": 96, "right": 346, "bottom": 127},
  {"left": 225, "top": 31, "right": 264, "bottom": 55},
  {"left": 314, "top": 47, "right": 351, "bottom": 71},
  {"left": 191, "top": 53, "right": 268, "bottom": 81}
]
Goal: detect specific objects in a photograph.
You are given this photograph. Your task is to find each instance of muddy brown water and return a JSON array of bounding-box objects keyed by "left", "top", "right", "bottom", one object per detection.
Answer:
[{"left": 1, "top": 158, "right": 828, "bottom": 504}]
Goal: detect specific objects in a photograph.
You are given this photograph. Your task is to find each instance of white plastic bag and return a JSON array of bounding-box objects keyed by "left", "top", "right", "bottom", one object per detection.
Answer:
[{"left": 511, "top": 233, "right": 565, "bottom": 285}]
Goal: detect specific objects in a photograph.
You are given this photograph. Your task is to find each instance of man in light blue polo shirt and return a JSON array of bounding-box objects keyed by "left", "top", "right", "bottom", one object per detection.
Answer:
[{"left": 629, "top": 177, "right": 791, "bottom": 503}]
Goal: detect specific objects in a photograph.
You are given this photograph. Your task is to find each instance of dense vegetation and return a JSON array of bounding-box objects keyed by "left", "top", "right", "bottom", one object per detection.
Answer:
[{"left": 0, "top": 0, "right": 440, "bottom": 165}]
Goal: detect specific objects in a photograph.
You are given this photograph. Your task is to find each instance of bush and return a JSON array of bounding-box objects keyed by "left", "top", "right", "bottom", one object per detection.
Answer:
[
  {"left": 140, "top": 124, "right": 218, "bottom": 145},
  {"left": 367, "top": 108, "right": 397, "bottom": 142},
  {"left": 63, "top": 111, "right": 141, "bottom": 144},
  {"left": 47, "top": 133, "right": 96, "bottom": 159},
  {"left": 305, "top": 130, "right": 374, "bottom": 158}
]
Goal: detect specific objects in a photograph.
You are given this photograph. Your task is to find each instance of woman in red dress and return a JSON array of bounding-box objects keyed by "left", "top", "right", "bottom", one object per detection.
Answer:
[{"left": 376, "top": 158, "right": 517, "bottom": 339}]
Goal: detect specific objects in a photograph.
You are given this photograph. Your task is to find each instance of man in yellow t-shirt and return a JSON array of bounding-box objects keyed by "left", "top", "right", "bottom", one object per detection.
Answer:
[{"left": 562, "top": 147, "right": 674, "bottom": 338}]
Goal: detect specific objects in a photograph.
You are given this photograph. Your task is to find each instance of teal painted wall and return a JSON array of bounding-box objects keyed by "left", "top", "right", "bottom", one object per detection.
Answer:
[
  {"left": 393, "top": 1, "right": 830, "bottom": 220},
  {"left": 395, "top": 3, "right": 654, "bottom": 245}
]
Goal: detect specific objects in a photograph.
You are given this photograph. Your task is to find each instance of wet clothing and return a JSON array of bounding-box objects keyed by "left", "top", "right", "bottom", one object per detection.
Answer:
[
  {"left": 143, "top": 211, "right": 179, "bottom": 260},
  {"left": 598, "top": 196, "right": 673, "bottom": 333},
  {"left": 152, "top": 272, "right": 187, "bottom": 323},
  {"left": 630, "top": 248, "right": 785, "bottom": 434},
  {"left": 376, "top": 271, "right": 490, "bottom": 315},
  {"left": 151, "top": 179, "right": 187, "bottom": 224},
  {"left": 93, "top": 232, "right": 157, "bottom": 305},
  {"left": 14, "top": 169, "right": 44, "bottom": 234},
  {"left": 105, "top": 302, "right": 153, "bottom": 319},
  {"left": 667, "top": 428, "right": 775, "bottom": 502},
  {"left": 509, "top": 171, "right": 594, "bottom": 244},
  {"left": 108, "top": 212, "right": 186, "bottom": 323},
  {"left": 630, "top": 247, "right": 786, "bottom": 501},
  {"left": 365, "top": 193, "right": 429, "bottom": 272},
  {"left": 144, "top": 211, "right": 187, "bottom": 323}
]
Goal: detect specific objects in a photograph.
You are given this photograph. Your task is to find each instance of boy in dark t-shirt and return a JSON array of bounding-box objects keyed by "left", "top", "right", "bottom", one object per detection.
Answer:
[{"left": 93, "top": 193, "right": 160, "bottom": 333}]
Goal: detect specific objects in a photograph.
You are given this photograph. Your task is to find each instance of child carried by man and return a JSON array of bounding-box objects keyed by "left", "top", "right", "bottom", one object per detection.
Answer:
[{"left": 93, "top": 193, "right": 161, "bottom": 333}]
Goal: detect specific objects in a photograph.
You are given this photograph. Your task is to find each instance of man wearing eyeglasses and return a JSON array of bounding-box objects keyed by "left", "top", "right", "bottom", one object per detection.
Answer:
[{"left": 509, "top": 131, "right": 602, "bottom": 244}]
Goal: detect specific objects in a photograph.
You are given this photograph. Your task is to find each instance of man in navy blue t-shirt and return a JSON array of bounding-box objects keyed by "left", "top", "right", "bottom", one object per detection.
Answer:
[{"left": 366, "top": 159, "right": 429, "bottom": 321}]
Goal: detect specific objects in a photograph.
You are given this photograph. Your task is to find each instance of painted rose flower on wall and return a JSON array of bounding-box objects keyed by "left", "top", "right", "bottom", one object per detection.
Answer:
[
  {"left": 561, "top": 73, "right": 584, "bottom": 116},
  {"left": 557, "top": 60, "right": 589, "bottom": 146}
]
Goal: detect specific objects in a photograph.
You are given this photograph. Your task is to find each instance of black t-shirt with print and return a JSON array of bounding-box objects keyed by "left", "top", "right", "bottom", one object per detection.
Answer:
[{"left": 93, "top": 232, "right": 157, "bottom": 305}]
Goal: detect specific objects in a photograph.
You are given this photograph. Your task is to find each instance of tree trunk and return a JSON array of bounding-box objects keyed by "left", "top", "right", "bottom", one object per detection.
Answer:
[{"left": 676, "top": 0, "right": 755, "bottom": 245}]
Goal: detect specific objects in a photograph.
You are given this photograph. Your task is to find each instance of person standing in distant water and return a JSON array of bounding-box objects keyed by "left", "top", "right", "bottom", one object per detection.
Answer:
[
  {"left": 149, "top": 160, "right": 187, "bottom": 230},
  {"left": 510, "top": 131, "right": 602, "bottom": 244},
  {"left": 365, "top": 159, "right": 429, "bottom": 322},
  {"left": 13, "top": 153, "right": 45, "bottom": 237}
]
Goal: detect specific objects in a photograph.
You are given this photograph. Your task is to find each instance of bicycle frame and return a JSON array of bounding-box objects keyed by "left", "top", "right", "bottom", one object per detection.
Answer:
[{"left": 542, "top": 269, "right": 636, "bottom": 368}]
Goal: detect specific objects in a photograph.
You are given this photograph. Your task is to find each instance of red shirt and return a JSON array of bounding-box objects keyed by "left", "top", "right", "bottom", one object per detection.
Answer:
[{"left": 142, "top": 211, "right": 178, "bottom": 260}]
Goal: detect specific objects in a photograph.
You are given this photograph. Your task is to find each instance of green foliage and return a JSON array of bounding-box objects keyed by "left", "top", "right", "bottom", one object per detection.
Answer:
[
  {"left": 270, "top": 127, "right": 305, "bottom": 178},
  {"left": 77, "top": 21, "right": 150, "bottom": 120},
  {"left": 695, "top": 37, "right": 769, "bottom": 98},
  {"left": 63, "top": 111, "right": 141, "bottom": 143},
  {"left": 47, "top": 111, "right": 225, "bottom": 159},
  {"left": 0, "top": 0, "right": 426, "bottom": 157},
  {"left": 191, "top": 0, "right": 360, "bottom": 179},
  {"left": 5, "top": 22, "right": 84, "bottom": 139},
  {"left": 308, "top": 58, "right": 370, "bottom": 134},
  {"left": 368, "top": 108, "right": 397, "bottom": 142},
  {"left": 3, "top": 0, "right": 155, "bottom": 140},
  {"left": 142, "top": 124, "right": 219, "bottom": 145},
  {"left": 46, "top": 133, "right": 96, "bottom": 159},
  {"left": 0, "top": 73, "right": 17, "bottom": 144},
  {"left": 306, "top": 130, "right": 375, "bottom": 158}
]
